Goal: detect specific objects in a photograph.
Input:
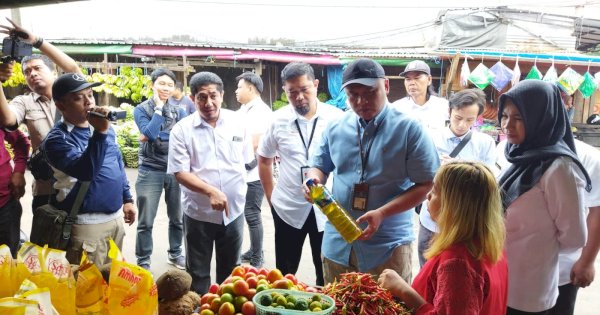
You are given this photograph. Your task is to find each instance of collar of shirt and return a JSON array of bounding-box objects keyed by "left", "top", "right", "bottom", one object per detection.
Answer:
[
  {"left": 358, "top": 103, "right": 389, "bottom": 129},
  {"left": 193, "top": 110, "right": 226, "bottom": 128},
  {"left": 443, "top": 127, "right": 469, "bottom": 144},
  {"left": 61, "top": 118, "right": 90, "bottom": 133},
  {"left": 241, "top": 97, "right": 264, "bottom": 112},
  {"left": 31, "top": 91, "right": 50, "bottom": 103}
]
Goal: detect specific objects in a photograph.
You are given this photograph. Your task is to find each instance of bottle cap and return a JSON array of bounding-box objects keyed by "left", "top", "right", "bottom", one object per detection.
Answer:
[{"left": 306, "top": 178, "right": 316, "bottom": 187}]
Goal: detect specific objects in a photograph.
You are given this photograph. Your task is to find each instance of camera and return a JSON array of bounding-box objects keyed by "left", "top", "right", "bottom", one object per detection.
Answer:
[
  {"left": 88, "top": 110, "right": 127, "bottom": 122},
  {"left": 1, "top": 37, "right": 32, "bottom": 63}
]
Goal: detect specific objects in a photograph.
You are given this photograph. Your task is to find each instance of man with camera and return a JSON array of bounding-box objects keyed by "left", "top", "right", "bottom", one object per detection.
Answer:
[
  {"left": 41, "top": 73, "right": 135, "bottom": 265},
  {"left": 0, "top": 18, "right": 81, "bottom": 212}
]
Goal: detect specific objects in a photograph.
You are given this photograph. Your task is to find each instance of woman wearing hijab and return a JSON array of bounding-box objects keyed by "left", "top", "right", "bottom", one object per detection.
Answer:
[{"left": 498, "top": 80, "right": 592, "bottom": 315}]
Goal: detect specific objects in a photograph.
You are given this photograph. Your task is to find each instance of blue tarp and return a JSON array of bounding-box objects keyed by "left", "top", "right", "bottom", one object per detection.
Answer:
[{"left": 326, "top": 65, "right": 347, "bottom": 110}]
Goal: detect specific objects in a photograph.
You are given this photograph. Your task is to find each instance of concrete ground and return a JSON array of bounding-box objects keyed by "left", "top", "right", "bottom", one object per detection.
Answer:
[{"left": 19, "top": 168, "right": 600, "bottom": 314}]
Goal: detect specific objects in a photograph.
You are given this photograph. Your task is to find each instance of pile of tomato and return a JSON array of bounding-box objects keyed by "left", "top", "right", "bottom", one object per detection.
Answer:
[{"left": 191, "top": 265, "right": 319, "bottom": 315}]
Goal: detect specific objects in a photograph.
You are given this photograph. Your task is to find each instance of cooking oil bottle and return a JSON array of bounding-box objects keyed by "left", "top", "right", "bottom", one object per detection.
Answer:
[{"left": 306, "top": 179, "right": 362, "bottom": 243}]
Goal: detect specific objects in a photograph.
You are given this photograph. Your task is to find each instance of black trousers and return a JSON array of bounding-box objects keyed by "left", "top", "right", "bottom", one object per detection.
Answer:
[
  {"left": 271, "top": 206, "right": 324, "bottom": 286},
  {"left": 548, "top": 284, "right": 579, "bottom": 315},
  {"left": 0, "top": 198, "right": 22, "bottom": 257}
]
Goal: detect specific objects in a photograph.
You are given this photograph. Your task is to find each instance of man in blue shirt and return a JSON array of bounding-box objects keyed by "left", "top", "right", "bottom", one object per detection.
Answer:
[
  {"left": 43, "top": 73, "right": 136, "bottom": 266},
  {"left": 306, "top": 58, "right": 439, "bottom": 284},
  {"left": 133, "top": 68, "right": 187, "bottom": 270}
]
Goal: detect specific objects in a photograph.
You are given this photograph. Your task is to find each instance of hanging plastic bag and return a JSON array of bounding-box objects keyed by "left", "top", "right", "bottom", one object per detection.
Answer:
[
  {"left": 18, "top": 287, "right": 54, "bottom": 315},
  {"left": 460, "top": 58, "right": 471, "bottom": 87},
  {"left": 490, "top": 61, "right": 513, "bottom": 92},
  {"left": 525, "top": 65, "right": 543, "bottom": 80},
  {"left": 42, "top": 249, "right": 76, "bottom": 315},
  {"left": 0, "top": 245, "right": 19, "bottom": 298},
  {"left": 543, "top": 65, "right": 558, "bottom": 83},
  {"left": 579, "top": 72, "right": 597, "bottom": 98},
  {"left": 107, "top": 240, "right": 158, "bottom": 315},
  {"left": 0, "top": 297, "right": 40, "bottom": 315},
  {"left": 558, "top": 67, "right": 584, "bottom": 95},
  {"left": 511, "top": 59, "right": 521, "bottom": 86},
  {"left": 76, "top": 251, "right": 109, "bottom": 315},
  {"left": 468, "top": 63, "right": 496, "bottom": 90}
]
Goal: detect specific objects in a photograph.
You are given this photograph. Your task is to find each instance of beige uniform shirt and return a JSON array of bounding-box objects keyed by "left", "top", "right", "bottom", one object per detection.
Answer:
[{"left": 9, "top": 92, "right": 57, "bottom": 196}]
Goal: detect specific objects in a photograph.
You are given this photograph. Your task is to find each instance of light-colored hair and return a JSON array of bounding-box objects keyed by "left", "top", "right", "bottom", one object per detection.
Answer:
[{"left": 425, "top": 161, "right": 505, "bottom": 263}]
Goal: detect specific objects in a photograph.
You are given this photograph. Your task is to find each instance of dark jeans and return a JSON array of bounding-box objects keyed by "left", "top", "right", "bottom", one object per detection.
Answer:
[
  {"left": 271, "top": 206, "right": 324, "bottom": 286},
  {"left": 548, "top": 284, "right": 579, "bottom": 315},
  {"left": 0, "top": 198, "right": 22, "bottom": 257},
  {"left": 184, "top": 213, "right": 243, "bottom": 294},
  {"left": 507, "top": 307, "right": 549, "bottom": 315},
  {"left": 417, "top": 222, "right": 434, "bottom": 268},
  {"left": 243, "top": 180, "right": 264, "bottom": 261},
  {"left": 135, "top": 169, "right": 183, "bottom": 266}
]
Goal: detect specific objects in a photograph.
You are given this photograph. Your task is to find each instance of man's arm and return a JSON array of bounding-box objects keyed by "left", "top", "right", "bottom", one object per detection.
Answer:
[
  {"left": 0, "top": 63, "right": 18, "bottom": 128},
  {"left": 133, "top": 102, "right": 164, "bottom": 142},
  {"left": 571, "top": 206, "right": 600, "bottom": 287},
  {"left": 0, "top": 18, "right": 80, "bottom": 74},
  {"left": 174, "top": 171, "right": 229, "bottom": 217},
  {"left": 258, "top": 155, "right": 274, "bottom": 208},
  {"left": 4, "top": 129, "right": 30, "bottom": 199},
  {"left": 356, "top": 181, "right": 433, "bottom": 240}
]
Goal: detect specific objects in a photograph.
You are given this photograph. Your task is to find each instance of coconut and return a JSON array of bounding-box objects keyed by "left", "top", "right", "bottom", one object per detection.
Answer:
[
  {"left": 158, "top": 290, "right": 200, "bottom": 315},
  {"left": 156, "top": 269, "right": 192, "bottom": 301}
]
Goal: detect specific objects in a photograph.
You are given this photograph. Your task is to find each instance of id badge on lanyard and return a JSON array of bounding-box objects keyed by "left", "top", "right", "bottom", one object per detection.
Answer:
[{"left": 351, "top": 182, "right": 369, "bottom": 211}]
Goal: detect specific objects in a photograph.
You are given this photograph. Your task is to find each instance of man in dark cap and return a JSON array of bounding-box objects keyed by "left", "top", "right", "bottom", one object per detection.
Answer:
[
  {"left": 42, "top": 73, "right": 136, "bottom": 266},
  {"left": 305, "top": 58, "right": 439, "bottom": 284}
]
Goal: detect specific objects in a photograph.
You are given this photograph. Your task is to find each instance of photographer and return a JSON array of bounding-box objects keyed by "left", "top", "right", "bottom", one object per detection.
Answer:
[{"left": 0, "top": 18, "right": 81, "bottom": 212}]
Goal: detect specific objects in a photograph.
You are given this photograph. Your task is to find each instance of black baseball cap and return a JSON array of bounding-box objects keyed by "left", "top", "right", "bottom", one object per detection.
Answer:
[
  {"left": 400, "top": 60, "right": 431, "bottom": 77},
  {"left": 341, "top": 58, "right": 386, "bottom": 90},
  {"left": 52, "top": 73, "right": 102, "bottom": 101}
]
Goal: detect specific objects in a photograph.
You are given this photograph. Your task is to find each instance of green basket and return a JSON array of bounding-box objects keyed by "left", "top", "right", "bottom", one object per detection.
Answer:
[{"left": 252, "top": 289, "right": 335, "bottom": 315}]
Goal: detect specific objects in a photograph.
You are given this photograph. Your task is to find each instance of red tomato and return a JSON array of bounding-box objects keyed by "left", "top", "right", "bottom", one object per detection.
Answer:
[
  {"left": 266, "top": 268, "right": 283, "bottom": 283},
  {"left": 209, "top": 283, "right": 220, "bottom": 294},
  {"left": 218, "top": 302, "right": 236, "bottom": 315},
  {"left": 305, "top": 286, "right": 318, "bottom": 293},
  {"left": 200, "top": 303, "right": 212, "bottom": 311},
  {"left": 210, "top": 297, "right": 221, "bottom": 313},
  {"left": 246, "top": 276, "right": 258, "bottom": 289},
  {"left": 244, "top": 272, "right": 257, "bottom": 280},
  {"left": 233, "top": 279, "right": 250, "bottom": 296},
  {"left": 231, "top": 266, "right": 246, "bottom": 278},
  {"left": 241, "top": 301, "right": 256, "bottom": 315},
  {"left": 244, "top": 288, "right": 257, "bottom": 300},
  {"left": 284, "top": 273, "right": 298, "bottom": 285},
  {"left": 246, "top": 266, "right": 258, "bottom": 275},
  {"left": 257, "top": 267, "right": 269, "bottom": 277}
]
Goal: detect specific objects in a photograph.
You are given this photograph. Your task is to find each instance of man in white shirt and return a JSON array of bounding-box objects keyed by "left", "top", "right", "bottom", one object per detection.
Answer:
[
  {"left": 235, "top": 71, "right": 272, "bottom": 268},
  {"left": 168, "top": 72, "right": 253, "bottom": 294},
  {"left": 392, "top": 60, "right": 449, "bottom": 132},
  {"left": 418, "top": 88, "right": 497, "bottom": 267},
  {"left": 257, "top": 62, "right": 343, "bottom": 286}
]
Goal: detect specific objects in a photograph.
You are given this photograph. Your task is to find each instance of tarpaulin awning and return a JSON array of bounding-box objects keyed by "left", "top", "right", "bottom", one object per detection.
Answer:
[
  {"left": 339, "top": 58, "right": 442, "bottom": 68},
  {"left": 132, "top": 45, "right": 235, "bottom": 57},
  {"left": 50, "top": 44, "right": 132, "bottom": 54},
  {"left": 217, "top": 51, "right": 341, "bottom": 65}
]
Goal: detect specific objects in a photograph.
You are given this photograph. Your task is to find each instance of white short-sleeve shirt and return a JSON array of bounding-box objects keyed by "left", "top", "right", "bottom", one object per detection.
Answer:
[
  {"left": 391, "top": 95, "right": 449, "bottom": 133},
  {"left": 419, "top": 127, "right": 498, "bottom": 232},
  {"left": 557, "top": 140, "right": 600, "bottom": 285},
  {"left": 257, "top": 103, "right": 343, "bottom": 231},
  {"left": 237, "top": 97, "right": 272, "bottom": 182},
  {"left": 167, "top": 109, "right": 253, "bottom": 225}
]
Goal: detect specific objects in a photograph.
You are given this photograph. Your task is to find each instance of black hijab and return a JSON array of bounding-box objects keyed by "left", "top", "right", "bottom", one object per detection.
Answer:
[{"left": 498, "top": 80, "right": 592, "bottom": 209}]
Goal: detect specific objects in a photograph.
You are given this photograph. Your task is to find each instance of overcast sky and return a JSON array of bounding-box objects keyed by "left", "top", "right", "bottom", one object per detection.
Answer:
[{"left": 1, "top": 0, "right": 600, "bottom": 47}]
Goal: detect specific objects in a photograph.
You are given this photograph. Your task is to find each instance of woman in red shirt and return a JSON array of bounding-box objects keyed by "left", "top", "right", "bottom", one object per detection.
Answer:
[{"left": 379, "top": 161, "right": 507, "bottom": 314}]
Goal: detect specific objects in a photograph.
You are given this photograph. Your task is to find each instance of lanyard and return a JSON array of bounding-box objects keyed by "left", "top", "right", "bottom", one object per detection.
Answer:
[
  {"left": 294, "top": 117, "right": 318, "bottom": 160},
  {"left": 356, "top": 119, "right": 383, "bottom": 182}
]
